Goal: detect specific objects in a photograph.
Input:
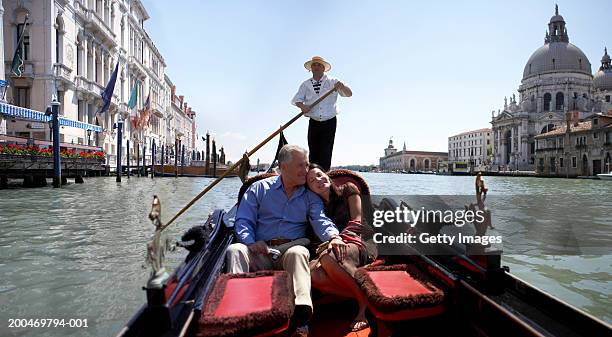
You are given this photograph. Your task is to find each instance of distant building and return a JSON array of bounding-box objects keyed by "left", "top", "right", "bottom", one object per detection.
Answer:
[
  {"left": 0, "top": 0, "right": 200, "bottom": 166},
  {"left": 379, "top": 139, "right": 447, "bottom": 172},
  {"left": 534, "top": 112, "right": 612, "bottom": 177},
  {"left": 490, "top": 6, "right": 612, "bottom": 171},
  {"left": 448, "top": 128, "right": 492, "bottom": 171}
]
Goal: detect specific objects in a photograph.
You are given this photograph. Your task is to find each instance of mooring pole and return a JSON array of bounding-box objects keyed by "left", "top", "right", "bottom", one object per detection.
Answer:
[
  {"left": 160, "top": 142, "right": 164, "bottom": 176},
  {"left": 205, "top": 132, "right": 210, "bottom": 175},
  {"left": 116, "top": 120, "right": 123, "bottom": 182},
  {"left": 126, "top": 139, "right": 130, "bottom": 178},
  {"left": 51, "top": 99, "right": 61, "bottom": 188},
  {"left": 174, "top": 142, "right": 178, "bottom": 177},
  {"left": 212, "top": 139, "right": 217, "bottom": 178},
  {"left": 136, "top": 143, "right": 140, "bottom": 177},
  {"left": 181, "top": 144, "right": 185, "bottom": 176},
  {"left": 142, "top": 143, "right": 146, "bottom": 176},
  {"left": 151, "top": 139, "right": 156, "bottom": 179}
]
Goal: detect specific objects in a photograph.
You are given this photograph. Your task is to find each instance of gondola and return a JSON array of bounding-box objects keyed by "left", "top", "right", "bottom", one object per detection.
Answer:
[{"left": 116, "top": 169, "right": 611, "bottom": 337}]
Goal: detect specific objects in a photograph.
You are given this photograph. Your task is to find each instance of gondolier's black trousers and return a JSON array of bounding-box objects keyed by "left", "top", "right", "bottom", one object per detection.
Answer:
[{"left": 308, "top": 117, "right": 336, "bottom": 171}]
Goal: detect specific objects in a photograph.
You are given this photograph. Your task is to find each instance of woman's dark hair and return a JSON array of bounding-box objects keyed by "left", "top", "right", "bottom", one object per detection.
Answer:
[{"left": 307, "top": 163, "right": 341, "bottom": 202}]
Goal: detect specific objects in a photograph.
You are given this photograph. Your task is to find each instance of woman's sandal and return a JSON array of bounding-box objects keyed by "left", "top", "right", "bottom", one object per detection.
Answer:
[{"left": 350, "top": 319, "right": 369, "bottom": 332}]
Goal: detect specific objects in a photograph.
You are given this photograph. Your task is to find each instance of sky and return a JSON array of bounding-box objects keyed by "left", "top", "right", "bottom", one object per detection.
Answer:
[{"left": 140, "top": 0, "right": 611, "bottom": 166}]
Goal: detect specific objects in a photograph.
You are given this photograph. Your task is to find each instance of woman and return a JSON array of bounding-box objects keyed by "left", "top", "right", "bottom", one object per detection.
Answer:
[{"left": 306, "top": 164, "right": 377, "bottom": 332}]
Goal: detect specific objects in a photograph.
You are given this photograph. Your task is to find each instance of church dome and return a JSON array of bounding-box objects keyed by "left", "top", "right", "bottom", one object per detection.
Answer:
[
  {"left": 594, "top": 48, "right": 612, "bottom": 91},
  {"left": 522, "top": 6, "right": 592, "bottom": 80}
]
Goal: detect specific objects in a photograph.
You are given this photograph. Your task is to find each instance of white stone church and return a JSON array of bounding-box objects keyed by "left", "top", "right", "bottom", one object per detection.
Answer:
[{"left": 491, "top": 5, "right": 612, "bottom": 170}]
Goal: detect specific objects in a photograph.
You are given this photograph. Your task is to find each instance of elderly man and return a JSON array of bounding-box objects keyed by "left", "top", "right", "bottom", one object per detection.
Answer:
[
  {"left": 292, "top": 56, "right": 352, "bottom": 171},
  {"left": 226, "top": 144, "right": 342, "bottom": 336}
]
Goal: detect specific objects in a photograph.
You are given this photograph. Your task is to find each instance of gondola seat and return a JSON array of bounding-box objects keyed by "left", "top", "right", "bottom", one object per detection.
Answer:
[
  {"left": 197, "top": 271, "right": 294, "bottom": 337},
  {"left": 355, "top": 264, "right": 446, "bottom": 322}
]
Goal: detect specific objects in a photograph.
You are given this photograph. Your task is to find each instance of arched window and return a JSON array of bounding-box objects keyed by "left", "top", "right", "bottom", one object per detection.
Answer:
[
  {"left": 543, "top": 93, "right": 552, "bottom": 111},
  {"left": 410, "top": 159, "right": 416, "bottom": 169},
  {"left": 76, "top": 34, "right": 82, "bottom": 75},
  {"left": 55, "top": 16, "right": 64, "bottom": 64},
  {"left": 541, "top": 124, "right": 555, "bottom": 134},
  {"left": 555, "top": 92, "right": 564, "bottom": 110},
  {"left": 424, "top": 159, "right": 430, "bottom": 170}
]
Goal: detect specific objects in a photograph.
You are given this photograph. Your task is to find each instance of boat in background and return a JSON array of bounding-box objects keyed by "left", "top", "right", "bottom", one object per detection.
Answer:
[
  {"left": 598, "top": 163, "right": 612, "bottom": 180},
  {"left": 597, "top": 172, "right": 612, "bottom": 180}
]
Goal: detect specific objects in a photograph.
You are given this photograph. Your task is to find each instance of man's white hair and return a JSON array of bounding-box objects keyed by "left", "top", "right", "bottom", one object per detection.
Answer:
[{"left": 278, "top": 144, "right": 308, "bottom": 166}]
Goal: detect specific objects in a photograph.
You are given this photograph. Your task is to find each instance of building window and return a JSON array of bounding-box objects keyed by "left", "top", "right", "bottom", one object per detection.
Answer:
[
  {"left": 14, "top": 87, "right": 30, "bottom": 108},
  {"left": 572, "top": 156, "right": 577, "bottom": 168},
  {"left": 594, "top": 132, "right": 599, "bottom": 139},
  {"left": 555, "top": 92, "right": 564, "bottom": 110},
  {"left": 594, "top": 118, "right": 599, "bottom": 126},
  {"left": 560, "top": 157, "right": 564, "bottom": 168},
  {"left": 606, "top": 95, "right": 611, "bottom": 103},
  {"left": 78, "top": 100, "right": 84, "bottom": 122},
  {"left": 544, "top": 93, "right": 551, "bottom": 111}
]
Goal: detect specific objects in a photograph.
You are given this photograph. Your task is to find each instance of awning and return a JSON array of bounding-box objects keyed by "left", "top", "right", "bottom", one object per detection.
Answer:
[{"left": 0, "top": 102, "right": 102, "bottom": 132}]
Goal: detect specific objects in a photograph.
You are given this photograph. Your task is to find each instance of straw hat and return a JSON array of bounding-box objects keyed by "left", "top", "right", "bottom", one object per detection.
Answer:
[{"left": 304, "top": 56, "right": 331, "bottom": 72}]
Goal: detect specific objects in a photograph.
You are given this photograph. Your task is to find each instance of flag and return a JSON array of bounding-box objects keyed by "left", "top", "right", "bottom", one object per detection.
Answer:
[
  {"left": 97, "top": 61, "right": 119, "bottom": 114},
  {"left": 11, "top": 16, "right": 29, "bottom": 76},
  {"left": 133, "top": 111, "right": 139, "bottom": 129},
  {"left": 141, "top": 94, "right": 151, "bottom": 128},
  {"left": 127, "top": 82, "right": 138, "bottom": 110}
]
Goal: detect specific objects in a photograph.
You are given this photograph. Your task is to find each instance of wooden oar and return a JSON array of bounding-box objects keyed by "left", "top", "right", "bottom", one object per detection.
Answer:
[{"left": 161, "top": 87, "right": 338, "bottom": 231}]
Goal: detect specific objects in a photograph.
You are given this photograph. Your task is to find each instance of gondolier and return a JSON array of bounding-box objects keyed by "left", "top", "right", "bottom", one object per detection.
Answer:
[{"left": 292, "top": 56, "right": 352, "bottom": 171}]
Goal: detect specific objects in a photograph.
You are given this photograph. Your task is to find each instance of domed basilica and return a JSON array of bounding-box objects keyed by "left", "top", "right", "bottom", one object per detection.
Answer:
[{"left": 491, "top": 5, "right": 612, "bottom": 170}]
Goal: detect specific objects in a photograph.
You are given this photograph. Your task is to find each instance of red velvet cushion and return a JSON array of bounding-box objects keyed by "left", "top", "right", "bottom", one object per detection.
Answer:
[
  {"left": 367, "top": 271, "right": 434, "bottom": 298},
  {"left": 355, "top": 264, "right": 446, "bottom": 321},
  {"left": 214, "top": 276, "right": 274, "bottom": 318},
  {"left": 197, "top": 271, "right": 294, "bottom": 337}
]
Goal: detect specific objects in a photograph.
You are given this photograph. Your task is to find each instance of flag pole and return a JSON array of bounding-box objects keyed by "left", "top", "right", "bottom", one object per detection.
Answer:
[{"left": 161, "top": 87, "right": 337, "bottom": 231}]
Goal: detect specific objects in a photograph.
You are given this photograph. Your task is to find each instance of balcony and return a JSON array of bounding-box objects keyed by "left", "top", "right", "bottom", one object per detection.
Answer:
[
  {"left": 74, "top": 1, "right": 116, "bottom": 48},
  {"left": 128, "top": 56, "right": 146, "bottom": 79},
  {"left": 54, "top": 63, "right": 73, "bottom": 89},
  {"left": 152, "top": 101, "right": 164, "bottom": 117},
  {"left": 74, "top": 76, "right": 106, "bottom": 97},
  {"left": 535, "top": 147, "right": 563, "bottom": 153}
]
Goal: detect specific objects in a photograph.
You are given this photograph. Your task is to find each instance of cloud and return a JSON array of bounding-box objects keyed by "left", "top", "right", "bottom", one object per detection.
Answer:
[{"left": 218, "top": 131, "right": 247, "bottom": 141}]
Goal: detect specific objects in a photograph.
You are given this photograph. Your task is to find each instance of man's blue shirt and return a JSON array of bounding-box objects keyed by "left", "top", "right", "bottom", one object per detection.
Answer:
[{"left": 235, "top": 175, "right": 339, "bottom": 245}]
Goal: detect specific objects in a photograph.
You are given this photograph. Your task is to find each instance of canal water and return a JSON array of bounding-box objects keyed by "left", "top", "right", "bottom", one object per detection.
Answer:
[{"left": 0, "top": 173, "right": 610, "bottom": 336}]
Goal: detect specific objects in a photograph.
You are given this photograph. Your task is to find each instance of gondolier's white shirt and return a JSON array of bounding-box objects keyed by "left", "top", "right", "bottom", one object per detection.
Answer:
[{"left": 291, "top": 75, "right": 350, "bottom": 122}]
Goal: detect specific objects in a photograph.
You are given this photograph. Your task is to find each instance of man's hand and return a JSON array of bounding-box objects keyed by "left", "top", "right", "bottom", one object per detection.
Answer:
[
  {"left": 297, "top": 102, "right": 311, "bottom": 114},
  {"left": 334, "top": 81, "right": 345, "bottom": 91},
  {"left": 248, "top": 241, "right": 269, "bottom": 255},
  {"left": 328, "top": 236, "right": 348, "bottom": 262}
]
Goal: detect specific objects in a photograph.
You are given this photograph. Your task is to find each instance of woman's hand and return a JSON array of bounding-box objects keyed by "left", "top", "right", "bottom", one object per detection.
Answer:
[{"left": 329, "top": 236, "right": 348, "bottom": 262}]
